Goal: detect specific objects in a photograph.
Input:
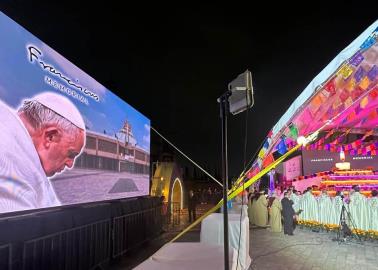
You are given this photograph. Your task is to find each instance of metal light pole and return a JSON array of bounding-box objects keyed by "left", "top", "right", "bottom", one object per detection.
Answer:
[
  {"left": 218, "top": 92, "right": 231, "bottom": 270},
  {"left": 217, "top": 70, "right": 254, "bottom": 270}
]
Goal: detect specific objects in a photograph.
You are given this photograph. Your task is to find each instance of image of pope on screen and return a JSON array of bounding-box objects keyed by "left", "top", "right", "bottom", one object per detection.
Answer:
[{"left": 0, "top": 92, "right": 86, "bottom": 213}]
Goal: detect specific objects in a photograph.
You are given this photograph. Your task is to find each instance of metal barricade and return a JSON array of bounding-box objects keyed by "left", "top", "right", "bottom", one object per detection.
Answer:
[
  {"left": 171, "top": 202, "right": 180, "bottom": 226},
  {"left": 112, "top": 205, "right": 163, "bottom": 258},
  {"left": 162, "top": 202, "right": 181, "bottom": 231},
  {"left": 0, "top": 198, "right": 163, "bottom": 269},
  {"left": 0, "top": 244, "right": 11, "bottom": 270},
  {"left": 22, "top": 219, "right": 110, "bottom": 270}
]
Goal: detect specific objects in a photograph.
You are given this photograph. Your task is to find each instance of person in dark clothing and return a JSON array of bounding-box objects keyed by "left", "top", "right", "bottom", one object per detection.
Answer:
[
  {"left": 281, "top": 191, "right": 296, "bottom": 235},
  {"left": 188, "top": 190, "right": 197, "bottom": 223}
]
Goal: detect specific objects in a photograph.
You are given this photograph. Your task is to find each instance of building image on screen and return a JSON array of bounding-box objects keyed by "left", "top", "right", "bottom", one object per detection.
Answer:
[
  {"left": 0, "top": 12, "right": 150, "bottom": 214},
  {"left": 52, "top": 120, "right": 150, "bottom": 204}
]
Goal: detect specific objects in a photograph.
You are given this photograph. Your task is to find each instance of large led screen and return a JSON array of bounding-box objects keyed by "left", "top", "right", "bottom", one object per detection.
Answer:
[
  {"left": 0, "top": 12, "right": 150, "bottom": 213},
  {"left": 302, "top": 149, "right": 377, "bottom": 175}
]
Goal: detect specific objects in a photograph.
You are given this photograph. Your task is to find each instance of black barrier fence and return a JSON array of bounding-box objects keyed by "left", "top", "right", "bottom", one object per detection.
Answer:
[
  {"left": 171, "top": 202, "right": 180, "bottom": 226},
  {"left": 0, "top": 197, "right": 162, "bottom": 270},
  {"left": 0, "top": 244, "right": 11, "bottom": 270},
  {"left": 23, "top": 219, "right": 110, "bottom": 270},
  {"left": 112, "top": 206, "right": 162, "bottom": 258},
  {"left": 160, "top": 202, "right": 182, "bottom": 232}
]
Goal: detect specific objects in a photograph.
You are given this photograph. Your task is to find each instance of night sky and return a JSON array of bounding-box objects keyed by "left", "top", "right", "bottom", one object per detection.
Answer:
[{"left": 1, "top": 3, "right": 377, "bottom": 178}]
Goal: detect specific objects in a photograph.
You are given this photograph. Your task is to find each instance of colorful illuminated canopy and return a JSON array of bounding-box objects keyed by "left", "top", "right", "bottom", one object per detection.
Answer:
[{"left": 249, "top": 20, "right": 378, "bottom": 176}]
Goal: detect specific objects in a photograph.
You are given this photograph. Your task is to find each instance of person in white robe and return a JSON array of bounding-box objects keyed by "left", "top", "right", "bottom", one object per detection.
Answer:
[
  {"left": 250, "top": 192, "right": 260, "bottom": 225},
  {"left": 290, "top": 190, "right": 301, "bottom": 213},
  {"left": 330, "top": 192, "right": 343, "bottom": 226},
  {"left": 269, "top": 192, "right": 282, "bottom": 233},
  {"left": 0, "top": 93, "right": 85, "bottom": 213},
  {"left": 318, "top": 190, "right": 333, "bottom": 225},
  {"left": 368, "top": 190, "right": 378, "bottom": 231},
  {"left": 299, "top": 188, "right": 319, "bottom": 222},
  {"left": 348, "top": 186, "right": 369, "bottom": 231},
  {"left": 254, "top": 191, "right": 268, "bottom": 227}
]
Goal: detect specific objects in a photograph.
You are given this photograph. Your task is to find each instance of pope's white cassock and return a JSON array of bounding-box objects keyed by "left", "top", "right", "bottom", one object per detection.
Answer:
[{"left": 0, "top": 101, "right": 61, "bottom": 213}]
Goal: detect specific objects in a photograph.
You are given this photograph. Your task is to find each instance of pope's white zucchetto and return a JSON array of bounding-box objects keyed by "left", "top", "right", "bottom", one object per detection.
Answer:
[{"left": 33, "top": 92, "right": 85, "bottom": 130}]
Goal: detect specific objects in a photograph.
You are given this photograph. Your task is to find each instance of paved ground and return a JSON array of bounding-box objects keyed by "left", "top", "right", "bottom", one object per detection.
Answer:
[
  {"left": 109, "top": 206, "right": 378, "bottom": 270},
  {"left": 249, "top": 227, "right": 378, "bottom": 270}
]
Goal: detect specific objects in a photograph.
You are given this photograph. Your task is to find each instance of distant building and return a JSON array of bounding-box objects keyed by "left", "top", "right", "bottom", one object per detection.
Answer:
[{"left": 75, "top": 120, "right": 150, "bottom": 174}]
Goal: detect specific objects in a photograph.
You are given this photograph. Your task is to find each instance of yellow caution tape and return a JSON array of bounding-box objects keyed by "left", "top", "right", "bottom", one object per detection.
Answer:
[{"left": 170, "top": 144, "right": 300, "bottom": 243}]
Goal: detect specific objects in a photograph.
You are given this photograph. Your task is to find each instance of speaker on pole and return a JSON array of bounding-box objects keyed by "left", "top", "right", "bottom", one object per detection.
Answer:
[
  {"left": 217, "top": 69, "right": 254, "bottom": 270},
  {"left": 228, "top": 70, "right": 254, "bottom": 115}
]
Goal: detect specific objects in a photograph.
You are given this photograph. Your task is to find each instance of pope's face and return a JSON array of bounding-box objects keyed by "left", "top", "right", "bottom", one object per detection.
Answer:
[{"left": 38, "top": 127, "right": 85, "bottom": 177}]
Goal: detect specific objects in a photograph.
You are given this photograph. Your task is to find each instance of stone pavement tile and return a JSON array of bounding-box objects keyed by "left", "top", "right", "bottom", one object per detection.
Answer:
[
  {"left": 335, "top": 254, "right": 346, "bottom": 261},
  {"left": 250, "top": 228, "right": 378, "bottom": 270},
  {"left": 365, "top": 256, "right": 378, "bottom": 263},
  {"left": 315, "top": 254, "right": 328, "bottom": 261},
  {"left": 288, "top": 263, "right": 305, "bottom": 270},
  {"left": 352, "top": 264, "right": 366, "bottom": 270},
  {"left": 302, "top": 249, "right": 313, "bottom": 257},
  {"left": 312, "top": 261, "right": 325, "bottom": 268},
  {"left": 295, "top": 258, "right": 309, "bottom": 266},
  {"left": 345, "top": 257, "right": 356, "bottom": 265},
  {"left": 321, "top": 254, "right": 331, "bottom": 260},
  {"left": 365, "top": 251, "right": 376, "bottom": 258},
  {"left": 335, "top": 259, "right": 346, "bottom": 268},
  {"left": 253, "top": 261, "right": 280, "bottom": 270},
  {"left": 299, "top": 264, "right": 313, "bottom": 270},
  {"left": 324, "top": 259, "right": 336, "bottom": 265},
  {"left": 349, "top": 264, "right": 368, "bottom": 270},
  {"left": 321, "top": 262, "right": 337, "bottom": 270},
  {"left": 281, "top": 249, "right": 295, "bottom": 258},
  {"left": 365, "top": 261, "right": 378, "bottom": 268}
]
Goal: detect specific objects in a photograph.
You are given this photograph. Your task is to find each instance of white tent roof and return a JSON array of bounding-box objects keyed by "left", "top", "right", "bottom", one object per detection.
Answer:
[{"left": 271, "top": 20, "right": 378, "bottom": 139}]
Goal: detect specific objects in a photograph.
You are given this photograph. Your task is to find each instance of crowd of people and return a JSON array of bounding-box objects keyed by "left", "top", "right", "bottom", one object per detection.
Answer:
[
  {"left": 247, "top": 185, "right": 378, "bottom": 235},
  {"left": 248, "top": 188, "right": 299, "bottom": 235},
  {"left": 184, "top": 183, "right": 378, "bottom": 236}
]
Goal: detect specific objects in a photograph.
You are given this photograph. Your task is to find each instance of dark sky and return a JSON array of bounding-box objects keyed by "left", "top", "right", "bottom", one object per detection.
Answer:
[{"left": 1, "top": 3, "right": 377, "bottom": 177}]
